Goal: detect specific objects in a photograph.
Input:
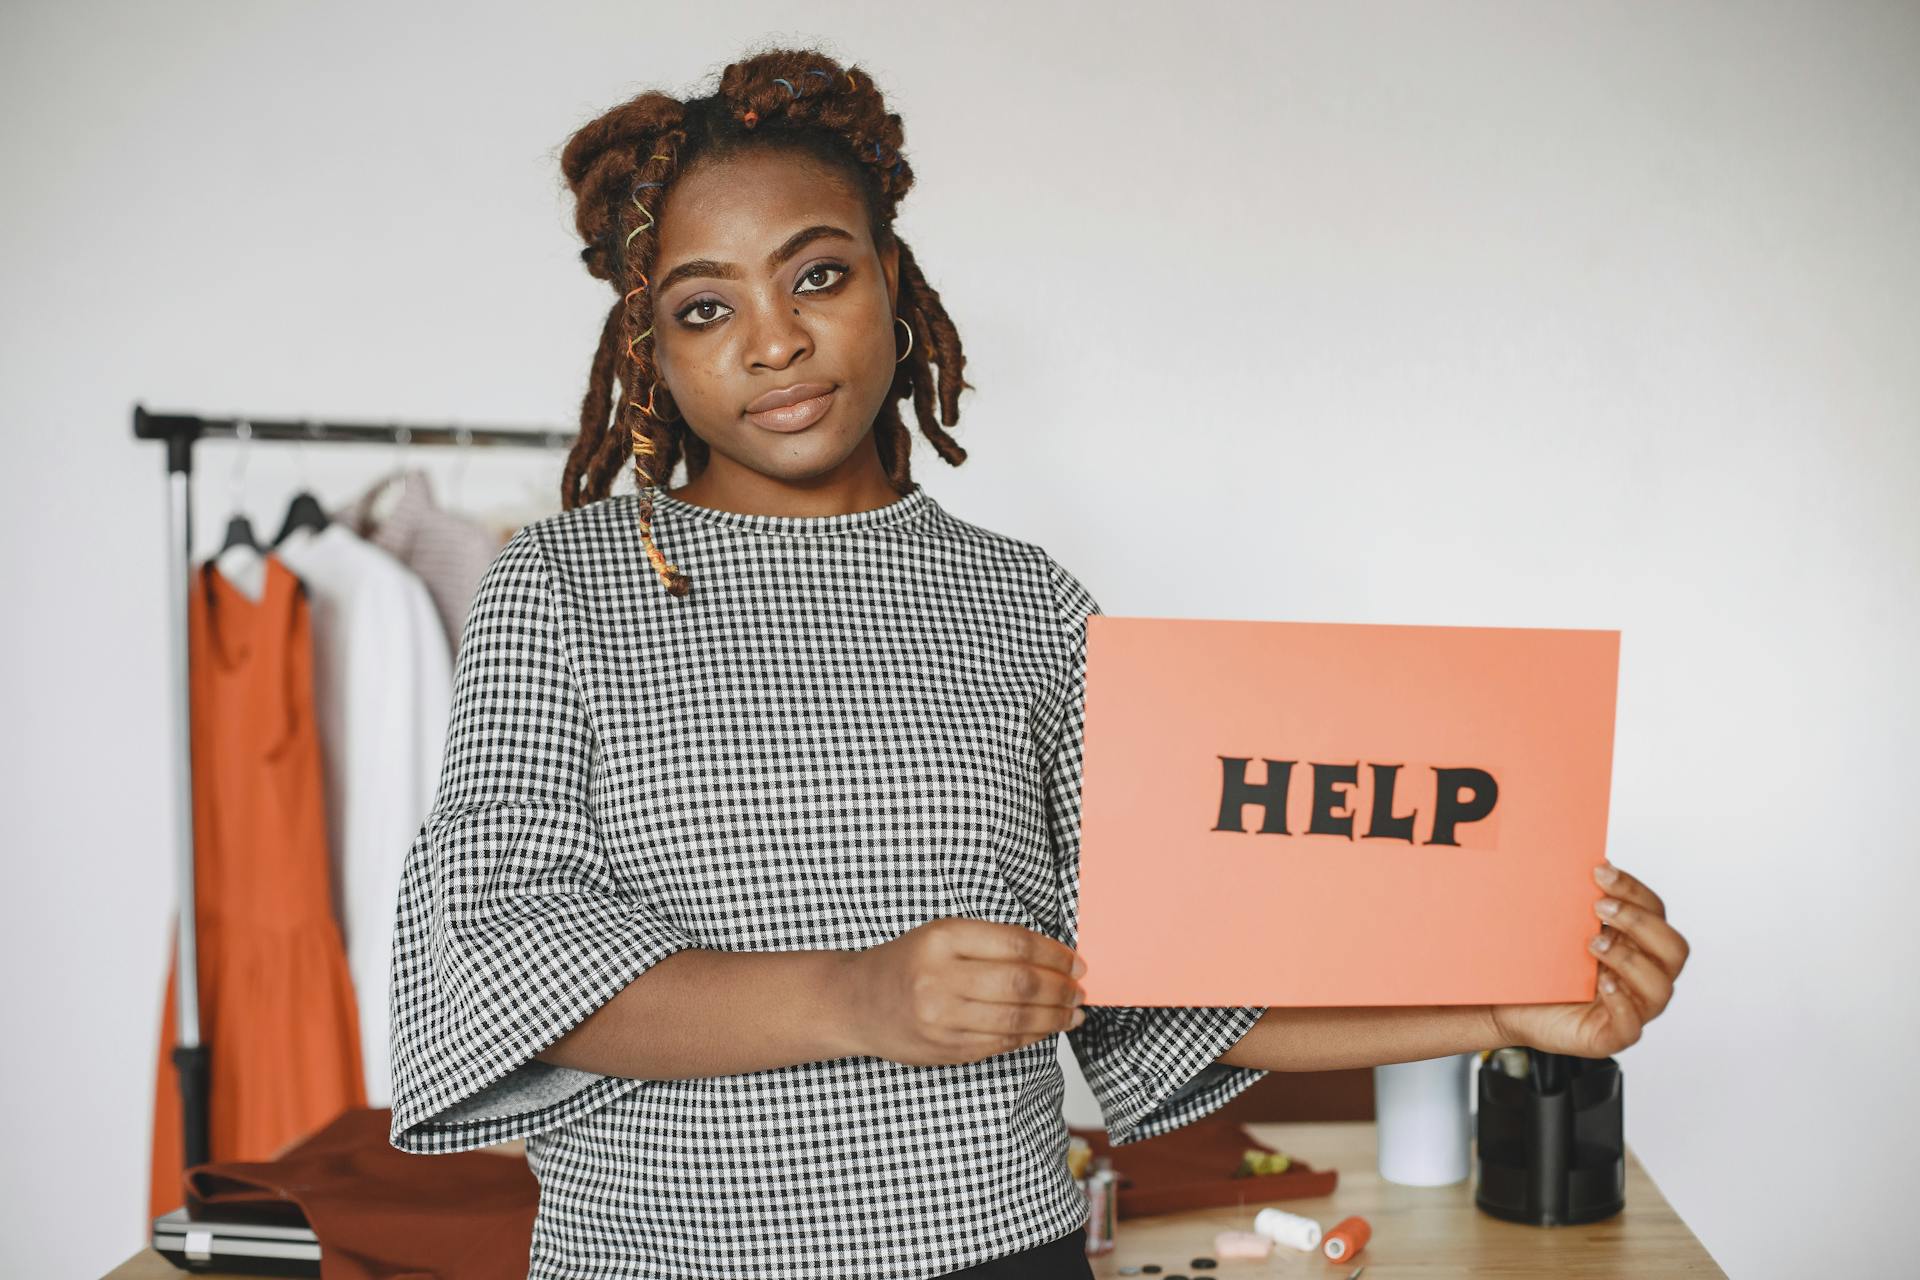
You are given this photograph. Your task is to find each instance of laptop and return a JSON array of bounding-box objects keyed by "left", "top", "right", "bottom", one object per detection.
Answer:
[{"left": 151, "top": 1206, "right": 321, "bottom": 1276}]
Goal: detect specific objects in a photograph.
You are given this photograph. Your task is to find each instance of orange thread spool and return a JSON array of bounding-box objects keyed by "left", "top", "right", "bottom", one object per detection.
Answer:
[{"left": 1322, "top": 1215, "right": 1371, "bottom": 1263}]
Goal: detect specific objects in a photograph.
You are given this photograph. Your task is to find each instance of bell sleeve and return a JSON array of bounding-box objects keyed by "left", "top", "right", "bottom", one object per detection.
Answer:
[
  {"left": 387, "top": 527, "right": 696, "bottom": 1154},
  {"left": 1039, "top": 553, "right": 1271, "bottom": 1147}
]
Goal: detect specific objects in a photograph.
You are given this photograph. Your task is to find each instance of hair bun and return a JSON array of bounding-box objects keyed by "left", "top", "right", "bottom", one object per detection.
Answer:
[{"left": 559, "top": 92, "right": 687, "bottom": 282}]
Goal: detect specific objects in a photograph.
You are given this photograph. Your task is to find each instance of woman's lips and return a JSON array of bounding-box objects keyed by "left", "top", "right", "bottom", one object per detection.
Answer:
[{"left": 746, "top": 389, "right": 835, "bottom": 432}]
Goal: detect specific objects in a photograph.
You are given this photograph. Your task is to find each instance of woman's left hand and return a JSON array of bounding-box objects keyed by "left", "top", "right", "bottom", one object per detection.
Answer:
[{"left": 1489, "top": 862, "right": 1691, "bottom": 1057}]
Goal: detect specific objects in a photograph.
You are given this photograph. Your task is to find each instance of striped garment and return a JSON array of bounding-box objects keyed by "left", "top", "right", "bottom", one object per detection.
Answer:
[
  {"left": 337, "top": 467, "right": 503, "bottom": 657},
  {"left": 386, "top": 482, "right": 1269, "bottom": 1278}
]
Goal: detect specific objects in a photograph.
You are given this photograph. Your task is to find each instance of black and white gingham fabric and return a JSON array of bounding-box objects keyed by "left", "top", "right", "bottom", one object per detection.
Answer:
[{"left": 387, "top": 482, "right": 1269, "bottom": 1278}]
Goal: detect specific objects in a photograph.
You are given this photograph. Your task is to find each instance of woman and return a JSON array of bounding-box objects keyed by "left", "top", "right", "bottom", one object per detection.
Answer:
[{"left": 385, "top": 45, "right": 1690, "bottom": 1279}]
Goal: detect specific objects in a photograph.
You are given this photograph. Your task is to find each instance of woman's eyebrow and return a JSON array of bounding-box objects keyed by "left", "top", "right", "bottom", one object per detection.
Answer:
[{"left": 657, "top": 224, "right": 856, "bottom": 294}]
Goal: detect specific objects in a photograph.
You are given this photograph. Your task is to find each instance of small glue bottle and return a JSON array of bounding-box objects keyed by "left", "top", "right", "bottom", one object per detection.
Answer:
[{"left": 1083, "top": 1157, "right": 1118, "bottom": 1255}]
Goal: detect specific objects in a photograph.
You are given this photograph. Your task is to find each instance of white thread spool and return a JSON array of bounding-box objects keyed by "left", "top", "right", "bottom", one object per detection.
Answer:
[{"left": 1253, "top": 1206, "right": 1323, "bottom": 1252}]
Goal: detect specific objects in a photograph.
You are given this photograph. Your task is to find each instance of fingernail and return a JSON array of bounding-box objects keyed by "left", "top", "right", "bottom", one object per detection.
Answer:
[
  {"left": 1593, "top": 864, "right": 1618, "bottom": 887},
  {"left": 1070, "top": 956, "right": 1087, "bottom": 978},
  {"left": 1600, "top": 974, "right": 1618, "bottom": 994},
  {"left": 1070, "top": 1007, "right": 1087, "bottom": 1027},
  {"left": 1589, "top": 933, "right": 1612, "bottom": 954},
  {"left": 1072, "top": 987, "right": 1085, "bottom": 1007},
  {"left": 1595, "top": 898, "right": 1620, "bottom": 918}
]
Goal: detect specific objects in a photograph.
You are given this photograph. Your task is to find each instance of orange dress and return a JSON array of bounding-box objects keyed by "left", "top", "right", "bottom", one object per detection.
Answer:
[{"left": 149, "top": 554, "right": 367, "bottom": 1221}]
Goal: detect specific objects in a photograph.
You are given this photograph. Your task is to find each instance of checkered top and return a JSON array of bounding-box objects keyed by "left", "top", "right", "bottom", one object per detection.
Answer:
[{"left": 386, "top": 483, "right": 1268, "bottom": 1278}]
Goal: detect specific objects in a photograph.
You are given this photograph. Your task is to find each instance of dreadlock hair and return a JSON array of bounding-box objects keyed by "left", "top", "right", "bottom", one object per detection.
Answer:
[{"left": 557, "top": 48, "right": 973, "bottom": 597}]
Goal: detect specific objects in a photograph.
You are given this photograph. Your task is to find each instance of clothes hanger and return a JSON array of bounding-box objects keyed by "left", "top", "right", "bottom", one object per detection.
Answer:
[
  {"left": 272, "top": 491, "right": 329, "bottom": 545},
  {"left": 355, "top": 426, "right": 416, "bottom": 530},
  {"left": 271, "top": 421, "right": 331, "bottom": 547},
  {"left": 218, "top": 420, "right": 262, "bottom": 556},
  {"left": 205, "top": 420, "right": 272, "bottom": 602},
  {"left": 448, "top": 426, "right": 472, "bottom": 513},
  {"left": 218, "top": 511, "right": 260, "bottom": 554}
]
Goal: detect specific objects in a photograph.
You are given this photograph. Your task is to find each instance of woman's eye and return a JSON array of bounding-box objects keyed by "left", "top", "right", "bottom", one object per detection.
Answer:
[
  {"left": 675, "top": 298, "right": 731, "bottom": 329},
  {"left": 673, "top": 263, "right": 850, "bottom": 330},
  {"left": 797, "top": 262, "right": 850, "bottom": 293}
]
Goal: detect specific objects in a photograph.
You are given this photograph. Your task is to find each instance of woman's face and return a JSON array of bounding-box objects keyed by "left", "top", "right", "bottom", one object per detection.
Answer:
[{"left": 651, "top": 147, "right": 902, "bottom": 494}]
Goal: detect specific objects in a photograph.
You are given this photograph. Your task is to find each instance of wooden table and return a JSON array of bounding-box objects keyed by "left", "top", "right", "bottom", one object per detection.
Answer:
[
  {"left": 1088, "top": 1121, "right": 1723, "bottom": 1278},
  {"left": 107, "top": 1120, "right": 1722, "bottom": 1278}
]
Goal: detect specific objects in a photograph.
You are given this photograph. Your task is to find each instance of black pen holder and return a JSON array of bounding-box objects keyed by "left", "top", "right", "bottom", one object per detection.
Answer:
[{"left": 1474, "top": 1054, "right": 1625, "bottom": 1226}]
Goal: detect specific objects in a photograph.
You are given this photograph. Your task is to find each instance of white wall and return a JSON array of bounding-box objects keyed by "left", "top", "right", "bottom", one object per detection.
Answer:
[{"left": 4, "top": 2, "right": 1914, "bottom": 1275}]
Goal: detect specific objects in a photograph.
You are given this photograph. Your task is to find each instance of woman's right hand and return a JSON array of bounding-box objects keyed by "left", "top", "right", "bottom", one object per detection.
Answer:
[{"left": 841, "top": 918, "right": 1088, "bottom": 1066}]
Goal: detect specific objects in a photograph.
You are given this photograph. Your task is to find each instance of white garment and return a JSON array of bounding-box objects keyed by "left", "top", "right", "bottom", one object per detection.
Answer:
[{"left": 277, "top": 522, "right": 452, "bottom": 1106}]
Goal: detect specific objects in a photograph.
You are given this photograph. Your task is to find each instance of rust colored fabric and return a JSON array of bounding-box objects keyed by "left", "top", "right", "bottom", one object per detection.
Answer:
[
  {"left": 185, "top": 1107, "right": 538, "bottom": 1280},
  {"left": 149, "top": 555, "right": 368, "bottom": 1221},
  {"left": 1067, "top": 1116, "right": 1338, "bottom": 1219}
]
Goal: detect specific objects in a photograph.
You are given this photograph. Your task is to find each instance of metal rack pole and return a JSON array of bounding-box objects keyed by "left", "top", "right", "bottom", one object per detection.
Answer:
[{"left": 130, "top": 402, "right": 570, "bottom": 1176}]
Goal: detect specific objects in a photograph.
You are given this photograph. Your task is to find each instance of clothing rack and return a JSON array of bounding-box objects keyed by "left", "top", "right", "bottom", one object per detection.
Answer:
[{"left": 131, "top": 403, "right": 571, "bottom": 1176}]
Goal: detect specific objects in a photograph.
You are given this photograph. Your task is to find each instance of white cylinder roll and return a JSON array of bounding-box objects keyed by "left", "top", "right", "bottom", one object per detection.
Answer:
[
  {"left": 1373, "top": 1051, "right": 1474, "bottom": 1186},
  {"left": 1252, "top": 1206, "right": 1323, "bottom": 1251}
]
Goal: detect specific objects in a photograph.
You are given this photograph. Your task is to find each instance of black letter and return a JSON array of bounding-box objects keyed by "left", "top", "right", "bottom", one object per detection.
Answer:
[
  {"left": 1307, "top": 762, "right": 1360, "bottom": 839},
  {"left": 1214, "top": 757, "right": 1293, "bottom": 834},
  {"left": 1429, "top": 767, "right": 1498, "bottom": 846},
  {"left": 1363, "top": 763, "right": 1418, "bottom": 843}
]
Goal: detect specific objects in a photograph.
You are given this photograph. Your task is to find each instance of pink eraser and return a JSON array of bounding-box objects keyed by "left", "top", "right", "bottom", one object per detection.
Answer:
[{"left": 1214, "top": 1230, "right": 1275, "bottom": 1260}]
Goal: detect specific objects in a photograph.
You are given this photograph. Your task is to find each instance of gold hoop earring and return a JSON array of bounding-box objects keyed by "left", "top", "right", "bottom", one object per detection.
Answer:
[{"left": 894, "top": 315, "right": 914, "bottom": 365}]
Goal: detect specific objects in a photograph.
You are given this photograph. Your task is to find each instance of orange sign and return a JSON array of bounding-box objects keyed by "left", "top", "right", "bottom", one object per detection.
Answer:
[{"left": 1074, "top": 617, "right": 1620, "bottom": 1007}]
